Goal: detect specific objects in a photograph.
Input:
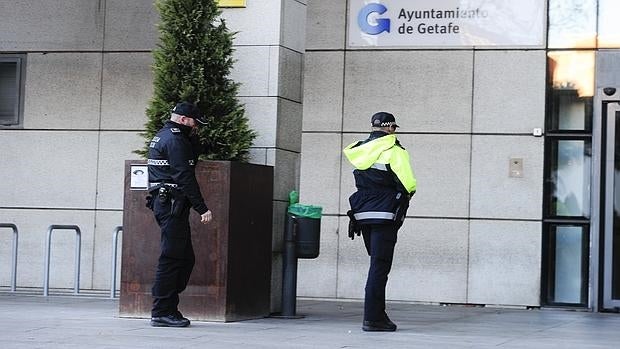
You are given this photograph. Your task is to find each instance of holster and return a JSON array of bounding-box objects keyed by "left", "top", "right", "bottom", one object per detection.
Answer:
[
  {"left": 347, "top": 210, "right": 361, "bottom": 240},
  {"left": 150, "top": 185, "right": 186, "bottom": 217},
  {"left": 145, "top": 195, "right": 154, "bottom": 210},
  {"left": 157, "top": 186, "right": 169, "bottom": 204},
  {"left": 168, "top": 188, "right": 188, "bottom": 217},
  {"left": 393, "top": 192, "right": 412, "bottom": 229}
]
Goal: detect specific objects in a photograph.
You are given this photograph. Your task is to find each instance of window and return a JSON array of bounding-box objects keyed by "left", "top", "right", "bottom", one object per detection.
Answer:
[
  {"left": 548, "top": 0, "right": 597, "bottom": 48},
  {"left": 542, "top": 52, "right": 594, "bottom": 307},
  {"left": 547, "top": 140, "right": 591, "bottom": 218},
  {"left": 0, "top": 55, "right": 25, "bottom": 127},
  {"left": 598, "top": 0, "right": 620, "bottom": 48},
  {"left": 549, "top": 0, "right": 620, "bottom": 49},
  {"left": 542, "top": 224, "right": 589, "bottom": 306}
]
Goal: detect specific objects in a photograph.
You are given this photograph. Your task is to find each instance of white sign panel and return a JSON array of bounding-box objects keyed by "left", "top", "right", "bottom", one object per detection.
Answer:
[
  {"left": 348, "top": 0, "right": 546, "bottom": 48},
  {"left": 130, "top": 165, "right": 148, "bottom": 190}
]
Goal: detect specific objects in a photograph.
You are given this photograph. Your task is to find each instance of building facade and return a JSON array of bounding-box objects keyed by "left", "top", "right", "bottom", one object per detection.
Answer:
[
  {"left": 1, "top": 0, "right": 620, "bottom": 312},
  {"left": 297, "top": 0, "right": 620, "bottom": 312},
  {"left": 0, "top": 0, "right": 306, "bottom": 311}
]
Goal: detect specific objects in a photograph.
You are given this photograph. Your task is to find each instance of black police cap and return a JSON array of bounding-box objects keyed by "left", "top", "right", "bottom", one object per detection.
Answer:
[
  {"left": 371, "top": 111, "right": 399, "bottom": 128},
  {"left": 172, "top": 102, "right": 207, "bottom": 125}
]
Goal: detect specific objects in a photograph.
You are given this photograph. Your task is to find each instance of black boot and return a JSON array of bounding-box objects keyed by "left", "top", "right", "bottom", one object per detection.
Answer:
[
  {"left": 383, "top": 312, "right": 397, "bottom": 328},
  {"left": 362, "top": 320, "right": 397, "bottom": 332},
  {"left": 150, "top": 314, "right": 190, "bottom": 327},
  {"left": 174, "top": 310, "right": 190, "bottom": 324}
]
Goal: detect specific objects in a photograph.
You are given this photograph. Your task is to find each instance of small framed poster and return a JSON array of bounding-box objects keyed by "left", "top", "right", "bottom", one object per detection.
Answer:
[{"left": 130, "top": 165, "right": 148, "bottom": 190}]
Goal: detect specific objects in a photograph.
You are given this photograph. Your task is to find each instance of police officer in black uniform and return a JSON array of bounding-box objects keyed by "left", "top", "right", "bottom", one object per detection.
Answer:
[{"left": 147, "top": 101, "right": 213, "bottom": 327}]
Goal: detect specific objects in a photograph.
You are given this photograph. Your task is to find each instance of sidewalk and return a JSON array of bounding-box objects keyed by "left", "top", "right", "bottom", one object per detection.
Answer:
[{"left": 1, "top": 293, "right": 619, "bottom": 348}]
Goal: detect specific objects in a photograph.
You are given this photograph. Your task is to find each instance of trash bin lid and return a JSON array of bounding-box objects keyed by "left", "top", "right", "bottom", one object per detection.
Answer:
[{"left": 288, "top": 203, "right": 322, "bottom": 219}]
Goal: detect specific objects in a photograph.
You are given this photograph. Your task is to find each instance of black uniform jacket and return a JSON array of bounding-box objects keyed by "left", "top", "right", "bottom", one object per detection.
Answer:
[{"left": 147, "top": 121, "right": 209, "bottom": 215}]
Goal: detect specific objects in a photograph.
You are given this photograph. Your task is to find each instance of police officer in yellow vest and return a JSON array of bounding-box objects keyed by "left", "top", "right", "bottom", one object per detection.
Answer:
[{"left": 343, "top": 112, "right": 416, "bottom": 332}]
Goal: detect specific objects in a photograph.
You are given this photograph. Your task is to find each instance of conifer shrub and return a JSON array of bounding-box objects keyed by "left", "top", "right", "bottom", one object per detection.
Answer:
[{"left": 138, "top": 0, "right": 256, "bottom": 161}]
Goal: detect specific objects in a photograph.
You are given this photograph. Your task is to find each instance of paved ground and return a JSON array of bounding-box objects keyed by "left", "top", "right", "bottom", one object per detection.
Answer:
[{"left": 1, "top": 294, "right": 619, "bottom": 348}]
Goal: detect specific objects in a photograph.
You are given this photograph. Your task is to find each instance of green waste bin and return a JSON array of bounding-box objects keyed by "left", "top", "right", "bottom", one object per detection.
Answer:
[
  {"left": 288, "top": 203, "right": 322, "bottom": 259},
  {"left": 280, "top": 192, "right": 323, "bottom": 317}
]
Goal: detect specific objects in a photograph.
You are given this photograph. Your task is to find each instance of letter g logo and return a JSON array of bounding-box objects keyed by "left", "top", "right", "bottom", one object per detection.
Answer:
[{"left": 358, "top": 3, "right": 390, "bottom": 35}]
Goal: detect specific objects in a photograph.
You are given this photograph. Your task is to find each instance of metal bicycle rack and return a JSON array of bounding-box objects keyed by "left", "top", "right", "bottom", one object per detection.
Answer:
[
  {"left": 110, "top": 226, "right": 122, "bottom": 298},
  {"left": 43, "top": 225, "right": 81, "bottom": 296},
  {"left": 0, "top": 223, "right": 18, "bottom": 292}
]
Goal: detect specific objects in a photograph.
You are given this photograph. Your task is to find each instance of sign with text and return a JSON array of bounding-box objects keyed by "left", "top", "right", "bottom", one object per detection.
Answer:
[
  {"left": 348, "top": 0, "right": 545, "bottom": 48},
  {"left": 218, "top": 0, "right": 246, "bottom": 8}
]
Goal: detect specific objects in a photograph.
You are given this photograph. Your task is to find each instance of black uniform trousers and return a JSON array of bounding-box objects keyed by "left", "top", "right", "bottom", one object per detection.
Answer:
[
  {"left": 151, "top": 197, "right": 195, "bottom": 317},
  {"left": 361, "top": 223, "right": 398, "bottom": 322}
]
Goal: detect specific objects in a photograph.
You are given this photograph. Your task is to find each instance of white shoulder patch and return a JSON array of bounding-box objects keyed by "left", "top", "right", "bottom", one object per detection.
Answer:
[{"left": 170, "top": 128, "right": 181, "bottom": 133}]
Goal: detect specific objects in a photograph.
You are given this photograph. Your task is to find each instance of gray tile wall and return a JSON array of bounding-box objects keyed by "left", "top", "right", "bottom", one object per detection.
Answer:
[
  {"left": 470, "top": 136, "right": 544, "bottom": 220},
  {"left": 305, "top": 0, "right": 346, "bottom": 50},
  {"left": 468, "top": 220, "right": 542, "bottom": 306},
  {"left": 302, "top": 52, "right": 345, "bottom": 132},
  {"left": 473, "top": 51, "right": 546, "bottom": 134},
  {"left": 100, "top": 53, "right": 153, "bottom": 130},
  {"left": 23, "top": 53, "right": 103, "bottom": 130},
  {"left": 0, "top": 0, "right": 104, "bottom": 51},
  {"left": 103, "top": 0, "right": 159, "bottom": 51},
  {"left": 342, "top": 51, "right": 474, "bottom": 133}
]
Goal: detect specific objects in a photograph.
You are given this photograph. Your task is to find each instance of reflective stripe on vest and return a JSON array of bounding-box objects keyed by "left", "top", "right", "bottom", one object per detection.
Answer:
[
  {"left": 370, "top": 163, "right": 388, "bottom": 171},
  {"left": 353, "top": 211, "right": 395, "bottom": 220}
]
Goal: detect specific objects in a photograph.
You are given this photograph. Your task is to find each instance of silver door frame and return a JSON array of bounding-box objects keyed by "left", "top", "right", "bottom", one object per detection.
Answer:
[
  {"left": 603, "top": 99, "right": 620, "bottom": 310},
  {"left": 590, "top": 89, "right": 604, "bottom": 311}
]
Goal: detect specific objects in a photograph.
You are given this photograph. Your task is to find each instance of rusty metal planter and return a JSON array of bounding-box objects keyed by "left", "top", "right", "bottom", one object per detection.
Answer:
[{"left": 120, "top": 160, "right": 273, "bottom": 322}]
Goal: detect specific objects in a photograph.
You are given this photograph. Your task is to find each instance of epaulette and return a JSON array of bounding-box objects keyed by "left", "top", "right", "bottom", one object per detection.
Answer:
[{"left": 170, "top": 128, "right": 181, "bottom": 134}]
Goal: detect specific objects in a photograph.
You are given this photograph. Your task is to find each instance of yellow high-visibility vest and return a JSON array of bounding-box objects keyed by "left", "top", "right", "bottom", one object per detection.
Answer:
[{"left": 343, "top": 134, "right": 416, "bottom": 194}]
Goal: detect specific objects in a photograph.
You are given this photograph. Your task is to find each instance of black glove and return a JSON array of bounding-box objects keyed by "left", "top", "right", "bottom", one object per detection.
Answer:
[
  {"left": 348, "top": 219, "right": 356, "bottom": 240},
  {"left": 346, "top": 210, "right": 361, "bottom": 240}
]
